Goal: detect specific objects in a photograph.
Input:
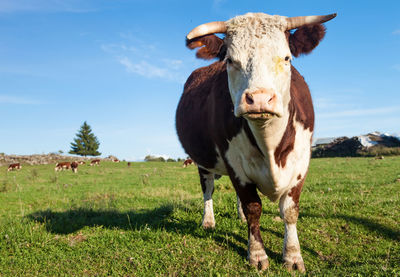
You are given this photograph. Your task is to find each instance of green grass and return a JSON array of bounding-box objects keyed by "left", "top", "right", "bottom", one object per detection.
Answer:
[{"left": 0, "top": 158, "right": 399, "bottom": 276}]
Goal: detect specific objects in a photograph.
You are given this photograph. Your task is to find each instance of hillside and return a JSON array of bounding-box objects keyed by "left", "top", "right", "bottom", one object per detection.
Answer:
[
  {"left": 312, "top": 132, "right": 400, "bottom": 158},
  {"left": 0, "top": 153, "right": 119, "bottom": 167}
]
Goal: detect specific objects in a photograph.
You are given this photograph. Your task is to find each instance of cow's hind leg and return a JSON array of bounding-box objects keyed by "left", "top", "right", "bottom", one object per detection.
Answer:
[
  {"left": 236, "top": 183, "right": 269, "bottom": 270},
  {"left": 198, "top": 167, "right": 215, "bottom": 229},
  {"left": 279, "top": 190, "right": 305, "bottom": 272}
]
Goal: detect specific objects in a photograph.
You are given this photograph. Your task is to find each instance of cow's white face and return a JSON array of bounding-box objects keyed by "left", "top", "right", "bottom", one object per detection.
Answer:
[{"left": 225, "top": 13, "right": 291, "bottom": 120}]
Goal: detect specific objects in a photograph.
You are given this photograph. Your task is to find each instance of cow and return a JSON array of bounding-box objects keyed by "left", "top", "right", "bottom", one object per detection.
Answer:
[
  {"left": 7, "top": 163, "right": 21, "bottom": 171},
  {"left": 71, "top": 161, "right": 79, "bottom": 173},
  {"left": 127, "top": 162, "right": 131, "bottom": 167},
  {"left": 182, "top": 158, "right": 194, "bottom": 168},
  {"left": 90, "top": 159, "right": 100, "bottom": 166},
  {"left": 176, "top": 12, "right": 336, "bottom": 272},
  {"left": 77, "top": 161, "right": 86, "bottom": 165},
  {"left": 55, "top": 162, "right": 71, "bottom": 172},
  {"left": 113, "top": 158, "right": 120, "bottom": 163}
]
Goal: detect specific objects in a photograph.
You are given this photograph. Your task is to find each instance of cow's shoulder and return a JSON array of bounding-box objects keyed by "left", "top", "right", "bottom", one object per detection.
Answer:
[{"left": 290, "top": 66, "right": 314, "bottom": 131}]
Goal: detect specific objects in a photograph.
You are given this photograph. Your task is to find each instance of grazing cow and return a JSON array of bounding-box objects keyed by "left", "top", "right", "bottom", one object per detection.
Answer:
[
  {"left": 77, "top": 161, "right": 86, "bottom": 165},
  {"left": 113, "top": 158, "right": 120, "bottom": 163},
  {"left": 127, "top": 162, "right": 131, "bottom": 167},
  {"left": 7, "top": 163, "right": 21, "bottom": 171},
  {"left": 176, "top": 12, "right": 336, "bottom": 272},
  {"left": 90, "top": 159, "right": 100, "bottom": 166},
  {"left": 71, "top": 161, "right": 79, "bottom": 173},
  {"left": 182, "top": 158, "right": 194, "bottom": 168},
  {"left": 55, "top": 162, "right": 71, "bottom": 172}
]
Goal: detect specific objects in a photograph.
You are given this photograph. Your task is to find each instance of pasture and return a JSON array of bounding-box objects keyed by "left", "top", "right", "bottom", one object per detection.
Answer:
[{"left": 0, "top": 158, "right": 399, "bottom": 276}]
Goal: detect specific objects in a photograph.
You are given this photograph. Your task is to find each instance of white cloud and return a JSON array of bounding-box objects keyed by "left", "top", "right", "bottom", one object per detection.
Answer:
[
  {"left": 318, "top": 106, "right": 400, "bottom": 119},
  {"left": 0, "top": 95, "right": 42, "bottom": 105},
  {"left": 118, "top": 56, "right": 184, "bottom": 83},
  {"left": 314, "top": 97, "right": 339, "bottom": 109},
  {"left": 101, "top": 43, "right": 137, "bottom": 54},
  {"left": 313, "top": 91, "right": 362, "bottom": 111},
  {"left": 102, "top": 34, "right": 186, "bottom": 83},
  {"left": 162, "top": 59, "right": 183, "bottom": 70},
  {"left": 213, "top": 0, "right": 227, "bottom": 8},
  {"left": 393, "top": 64, "right": 400, "bottom": 71},
  {"left": 392, "top": 29, "right": 400, "bottom": 35},
  {"left": 119, "top": 57, "right": 167, "bottom": 79}
]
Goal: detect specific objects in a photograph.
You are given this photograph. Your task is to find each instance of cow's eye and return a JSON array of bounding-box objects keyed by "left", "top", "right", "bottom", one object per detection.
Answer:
[
  {"left": 284, "top": 56, "right": 290, "bottom": 62},
  {"left": 226, "top": 58, "right": 233, "bottom": 64}
]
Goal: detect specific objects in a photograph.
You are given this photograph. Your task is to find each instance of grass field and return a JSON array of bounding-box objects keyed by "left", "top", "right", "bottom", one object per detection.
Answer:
[{"left": 0, "top": 157, "right": 399, "bottom": 276}]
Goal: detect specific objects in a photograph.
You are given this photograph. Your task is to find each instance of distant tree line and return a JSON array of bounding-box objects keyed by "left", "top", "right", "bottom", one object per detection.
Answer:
[{"left": 144, "top": 155, "right": 185, "bottom": 162}]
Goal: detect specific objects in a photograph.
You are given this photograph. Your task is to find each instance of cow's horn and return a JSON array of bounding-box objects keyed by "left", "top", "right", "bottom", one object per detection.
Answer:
[
  {"left": 186, "top": 21, "right": 227, "bottom": 40},
  {"left": 286, "top": 13, "right": 337, "bottom": 30}
]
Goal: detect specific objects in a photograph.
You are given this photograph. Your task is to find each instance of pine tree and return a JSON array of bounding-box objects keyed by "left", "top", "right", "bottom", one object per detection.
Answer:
[{"left": 69, "top": 121, "right": 101, "bottom": 156}]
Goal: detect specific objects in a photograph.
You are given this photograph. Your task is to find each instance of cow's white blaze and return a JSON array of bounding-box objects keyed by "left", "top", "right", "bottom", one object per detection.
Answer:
[{"left": 225, "top": 13, "right": 292, "bottom": 119}]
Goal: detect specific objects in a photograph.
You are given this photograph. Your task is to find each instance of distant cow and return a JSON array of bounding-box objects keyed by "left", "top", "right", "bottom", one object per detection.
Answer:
[
  {"left": 113, "top": 158, "right": 120, "bottom": 163},
  {"left": 90, "top": 159, "right": 100, "bottom": 166},
  {"left": 176, "top": 12, "right": 336, "bottom": 272},
  {"left": 55, "top": 162, "right": 71, "bottom": 171},
  {"left": 77, "top": 161, "right": 86, "bottom": 165},
  {"left": 71, "top": 161, "right": 79, "bottom": 173},
  {"left": 182, "top": 158, "right": 194, "bottom": 168},
  {"left": 7, "top": 163, "right": 21, "bottom": 171},
  {"left": 127, "top": 162, "right": 131, "bottom": 167}
]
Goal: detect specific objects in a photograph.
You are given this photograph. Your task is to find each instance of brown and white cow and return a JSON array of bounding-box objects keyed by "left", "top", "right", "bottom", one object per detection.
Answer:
[
  {"left": 7, "top": 163, "right": 21, "bottom": 171},
  {"left": 77, "top": 161, "right": 86, "bottom": 165},
  {"left": 182, "top": 158, "right": 194, "bottom": 168},
  {"left": 176, "top": 12, "right": 336, "bottom": 272},
  {"left": 71, "top": 161, "right": 79, "bottom": 173},
  {"left": 112, "top": 158, "right": 120, "bottom": 163},
  {"left": 55, "top": 162, "right": 71, "bottom": 172},
  {"left": 90, "top": 159, "right": 100, "bottom": 166}
]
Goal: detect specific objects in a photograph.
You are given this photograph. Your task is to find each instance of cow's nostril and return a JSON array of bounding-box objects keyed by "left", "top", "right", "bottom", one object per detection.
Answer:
[
  {"left": 245, "top": 93, "right": 254, "bottom": 105},
  {"left": 268, "top": 95, "right": 276, "bottom": 104}
]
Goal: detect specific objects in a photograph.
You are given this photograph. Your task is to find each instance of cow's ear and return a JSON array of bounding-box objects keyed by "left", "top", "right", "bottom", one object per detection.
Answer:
[
  {"left": 186, "top": 34, "right": 226, "bottom": 61},
  {"left": 288, "top": 24, "right": 326, "bottom": 57}
]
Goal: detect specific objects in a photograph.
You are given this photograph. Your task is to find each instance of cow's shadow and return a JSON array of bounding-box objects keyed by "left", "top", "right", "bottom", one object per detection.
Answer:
[
  {"left": 27, "top": 203, "right": 399, "bottom": 266},
  {"left": 28, "top": 204, "right": 187, "bottom": 235},
  {"left": 299, "top": 212, "right": 400, "bottom": 242},
  {"left": 27, "top": 204, "right": 250, "bottom": 259}
]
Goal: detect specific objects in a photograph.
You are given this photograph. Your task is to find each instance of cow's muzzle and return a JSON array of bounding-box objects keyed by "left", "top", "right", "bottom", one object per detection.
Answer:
[{"left": 235, "top": 88, "right": 283, "bottom": 120}]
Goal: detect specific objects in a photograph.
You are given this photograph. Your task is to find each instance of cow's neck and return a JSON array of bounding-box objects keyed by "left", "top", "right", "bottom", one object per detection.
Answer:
[{"left": 246, "top": 106, "right": 291, "bottom": 160}]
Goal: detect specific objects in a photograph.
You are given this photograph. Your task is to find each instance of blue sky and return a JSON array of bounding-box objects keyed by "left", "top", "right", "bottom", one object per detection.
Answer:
[{"left": 1, "top": 0, "right": 399, "bottom": 160}]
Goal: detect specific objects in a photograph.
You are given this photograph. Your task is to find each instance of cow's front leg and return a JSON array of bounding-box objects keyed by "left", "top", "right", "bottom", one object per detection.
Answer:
[
  {"left": 236, "top": 194, "right": 247, "bottom": 222},
  {"left": 279, "top": 190, "right": 305, "bottom": 272},
  {"left": 198, "top": 168, "right": 215, "bottom": 229},
  {"left": 236, "top": 183, "right": 269, "bottom": 270}
]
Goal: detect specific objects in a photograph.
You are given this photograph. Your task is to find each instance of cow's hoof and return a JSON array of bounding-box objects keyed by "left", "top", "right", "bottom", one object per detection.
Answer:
[
  {"left": 284, "top": 259, "right": 305, "bottom": 273},
  {"left": 202, "top": 220, "right": 215, "bottom": 229},
  {"left": 248, "top": 253, "right": 269, "bottom": 271}
]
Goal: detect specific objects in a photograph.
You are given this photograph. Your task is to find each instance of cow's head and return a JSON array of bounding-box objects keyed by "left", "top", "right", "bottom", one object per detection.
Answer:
[{"left": 187, "top": 12, "right": 335, "bottom": 121}]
